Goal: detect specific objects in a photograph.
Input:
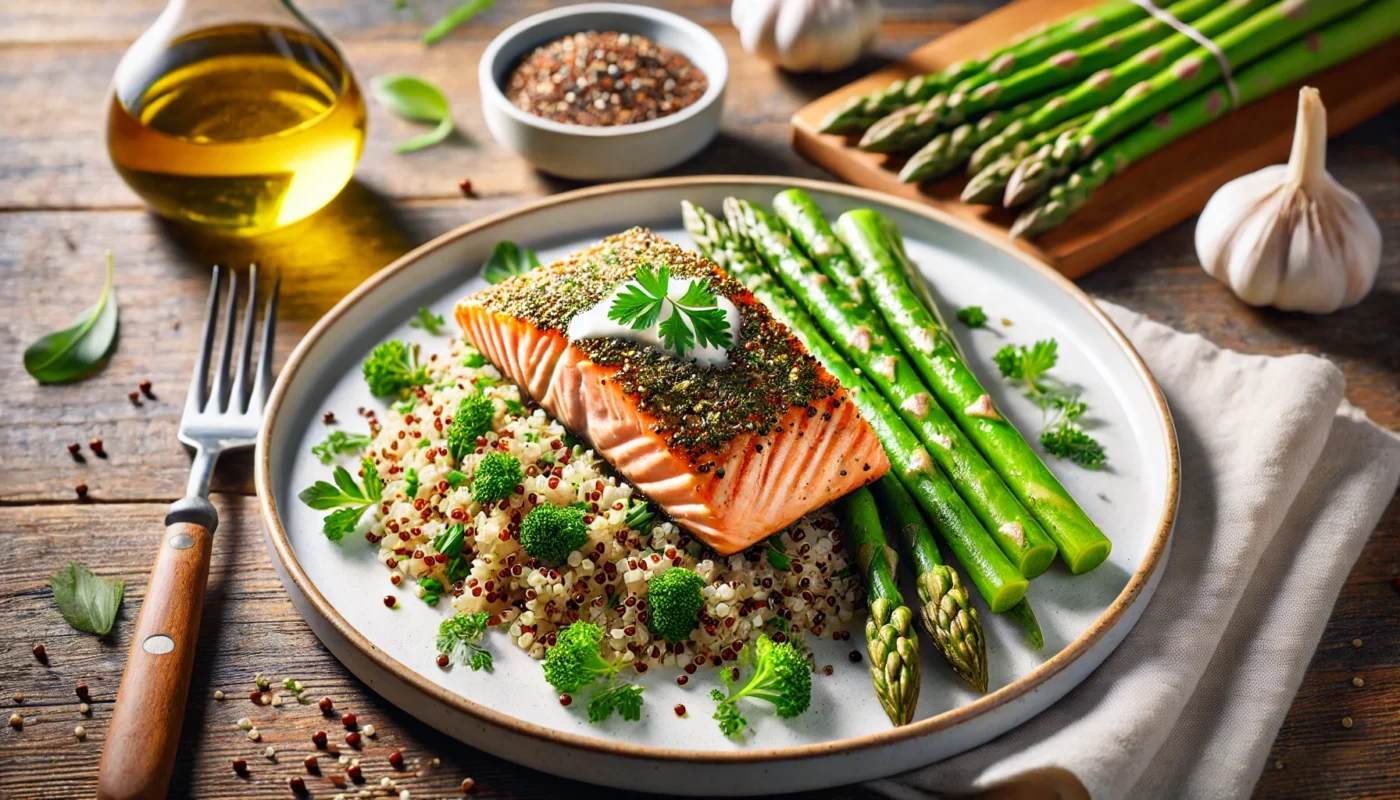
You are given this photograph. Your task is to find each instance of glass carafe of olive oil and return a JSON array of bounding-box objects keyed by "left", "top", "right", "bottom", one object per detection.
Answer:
[{"left": 108, "top": 0, "right": 367, "bottom": 236}]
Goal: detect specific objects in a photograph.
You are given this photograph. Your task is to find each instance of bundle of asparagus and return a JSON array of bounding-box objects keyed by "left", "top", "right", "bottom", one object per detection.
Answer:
[
  {"left": 814, "top": 0, "right": 1398, "bottom": 238},
  {"left": 684, "top": 191, "right": 1083, "bottom": 723}
]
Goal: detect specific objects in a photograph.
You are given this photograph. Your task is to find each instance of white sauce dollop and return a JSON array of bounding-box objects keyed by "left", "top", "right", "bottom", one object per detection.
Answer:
[{"left": 566, "top": 277, "right": 741, "bottom": 369}]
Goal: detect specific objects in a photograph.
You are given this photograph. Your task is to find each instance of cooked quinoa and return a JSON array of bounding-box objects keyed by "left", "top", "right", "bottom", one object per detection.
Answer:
[{"left": 357, "top": 338, "right": 863, "bottom": 673}]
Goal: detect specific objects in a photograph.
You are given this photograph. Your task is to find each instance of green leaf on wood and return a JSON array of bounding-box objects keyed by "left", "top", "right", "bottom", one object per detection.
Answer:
[
  {"left": 24, "top": 252, "right": 119, "bottom": 384},
  {"left": 370, "top": 73, "right": 455, "bottom": 153},
  {"left": 50, "top": 562, "right": 125, "bottom": 636}
]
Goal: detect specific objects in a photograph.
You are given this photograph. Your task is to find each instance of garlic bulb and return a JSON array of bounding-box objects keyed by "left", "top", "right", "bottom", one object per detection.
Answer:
[
  {"left": 732, "top": 0, "right": 882, "bottom": 74},
  {"left": 1195, "top": 87, "right": 1381, "bottom": 314}
]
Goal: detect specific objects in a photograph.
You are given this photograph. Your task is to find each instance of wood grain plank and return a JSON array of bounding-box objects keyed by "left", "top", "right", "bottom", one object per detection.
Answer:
[
  {"left": 0, "top": 498, "right": 875, "bottom": 800},
  {"left": 0, "top": 24, "right": 956, "bottom": 210},
  {"left": 790, "top": 0, "right": 1400, "bottom": 277}
]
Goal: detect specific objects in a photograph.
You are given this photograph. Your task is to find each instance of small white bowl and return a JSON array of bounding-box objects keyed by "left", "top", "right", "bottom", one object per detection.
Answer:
[{"left": 478, "top": 3, "right": 728, "bottom": 181}]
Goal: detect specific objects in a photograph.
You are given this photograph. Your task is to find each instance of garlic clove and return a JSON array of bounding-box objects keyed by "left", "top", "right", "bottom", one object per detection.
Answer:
[{"left": 1195, "top": 87, "right": 1382, "bottom": 315}]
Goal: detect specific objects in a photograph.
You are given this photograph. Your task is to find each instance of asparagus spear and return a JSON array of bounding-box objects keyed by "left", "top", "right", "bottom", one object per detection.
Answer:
[
  {"left": 768, "top": 189, "right": 866, "bottom": 304},
  {"left": 818, "top": 0, "right": 1135, "bottom": 136},
  {"left": 1006, "top": 0, "right": 1372, "bottom": 206},
  {"left": 898, "top": 100, "right": 1039, "bottom": 184},
  {"left": 871, "top": 474, "right": 987, "bottom": 692},
  {"left": 1013, "top": 0, "right": 1400, "bottom": 237},
  {"left": 685, "top": 202, "right": 1025, "bottom": 619},
  {"left": 837, "top": 487, "right": 921, "bottom": 726},
  {"left": 726, "top": 197, "right": 1054, "bottom": 584},
  {"left": 969, "top": 0, "right": 1274, "bottom": 175},
  {"left": 859, "top": 0, "right": 1162, "bottom": 153},
  {"left": 941, "top": 0, "right": 1220, "bottom": 125},
  {"left": 963, "top": 113, "right": 1092, "bottom": 204},
  {"left": 1006, "top": 597, "right": 1045, "bottom": 650},
  {"left": 835, "top": 208, "right": 1112, "bottom": 574}
]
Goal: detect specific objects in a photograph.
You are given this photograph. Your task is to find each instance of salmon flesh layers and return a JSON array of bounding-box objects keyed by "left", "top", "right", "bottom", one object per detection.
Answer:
[{"left": 456, "top": 228, "right": 889, "bottom": 555}]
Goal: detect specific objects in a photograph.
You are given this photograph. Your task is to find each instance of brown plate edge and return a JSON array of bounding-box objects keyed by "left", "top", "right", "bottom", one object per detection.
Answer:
[{"left": 254, "top": 174, "right": 1180, "bottom": 766}]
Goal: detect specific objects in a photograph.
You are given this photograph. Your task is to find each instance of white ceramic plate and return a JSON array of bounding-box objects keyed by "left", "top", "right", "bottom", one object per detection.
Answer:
[{"left": 256, "top": 177, "right": 1177, "bottom": 795}]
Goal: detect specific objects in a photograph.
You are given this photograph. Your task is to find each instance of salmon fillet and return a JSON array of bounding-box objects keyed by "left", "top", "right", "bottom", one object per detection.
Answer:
[{"left": 456, "top": 228, "right": 888, "bottom": 555}]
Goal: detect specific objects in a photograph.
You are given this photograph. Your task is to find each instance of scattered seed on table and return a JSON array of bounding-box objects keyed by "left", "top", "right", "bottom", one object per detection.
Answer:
[
  {"left": 89, "top": 439, "right": 105, "bottom": 456},
  {"left": 67, "top": 442, "right": 82, "bottom": 457},
  {"left": 75, "top": 684, "right": 89, "bottom": 701},
  {"left": 399, "top": 790, "right": 410, "bottom": 800},
  {"left": 389, "top": 750, "right": 404, "bottom": 768},
  {"left": 347, "top": 764, "right": 363, "bottom": 782},
  {"left": 1275, "top": 760, "right": 1284, "bottom": 770},
  {"left": 1353, "top": 677, "right": 1365, "bottom": 687},
  {"left": 848, "top": 650, "right": 862, "bottom": 663},
  {"left": 342, "top": 712, "right": 357, "bottom": 729},
  {"left": 462, "top": 777, "right": 476, "bottom": 793},
  {"left": 458, "top": 178, "right": 474, "bottom": 198},
  {"left": 75, "top": 483, "right": 88, "bottom": 499},
  {"left": 74, "top": 725, "right": 87, "bottom": 740},
  {"left": 504, "top": 31, "right": 708, "bottom": 127},
  {"left": 11, "top": 693, "right": 22, "bottom": 704},
  {"left": 128, "top": 391, "right": 142, "bottom": 405},
  {"left": 821, "top": 665, "right": 834, "bottom": 676},
  {"left": 237, "top": 717, "right": 253, "bottom": 730},
  {"left": 313, "top": 730, "right": 329, "bottom": 748},
  {"left": 289, "top": 775, "right": 307, "bottom": 795},
  {"left": 214, "top": 690, "right": 224, "bottom": 701},
  {"left": 1341, "top": 716, "right": 1354, "bottom": 728},
  {"left": 265, "top": 745, "right": 276, "bottom": 759},
  {"left": 346, "top": 731, "right": 362, "bottom": 748},
  {"left": 319, "top": 696, "right": 334, "bottom": 713},
  {"left": 139, "top": 380, "right": 154, "bottom": 398},
  {"left": 79, "top": 703, "right": 90, "bottom": 714},
  {"left": 9, "top": 713, "right": 22, "bottom": 729},
  {"left": 247, "top": 728, "right": 261, "bottom": 741},
  {"left": 362, "top": 723, "right": 376, "bottom": 738},
  {"left": 305, "top": 754, "right": 320, "bottom": 773},
  {"left": 271, "top": 693, "right": 284, "bottom": 707},
  {"left": 1353, "top": 638, "right": 1363, "bottom": 648},
  {"left": 232, "top": 758, "right": 248, "bottom": 775}
]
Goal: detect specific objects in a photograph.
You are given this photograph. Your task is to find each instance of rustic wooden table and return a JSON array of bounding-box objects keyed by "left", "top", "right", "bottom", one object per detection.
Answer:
[{"left": 1, "top": 2, "right": 1395, "bottom": 798}]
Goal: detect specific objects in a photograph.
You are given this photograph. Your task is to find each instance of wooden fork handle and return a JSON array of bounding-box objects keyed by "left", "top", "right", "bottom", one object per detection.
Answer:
[{"left": 97, "top": 498, "right": 218, "bottom": 800}]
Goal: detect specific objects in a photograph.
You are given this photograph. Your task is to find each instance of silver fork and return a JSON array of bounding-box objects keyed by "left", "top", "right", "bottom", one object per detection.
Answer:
[{"left": 97, "top": 264, "right": 278, "bottom": 800}]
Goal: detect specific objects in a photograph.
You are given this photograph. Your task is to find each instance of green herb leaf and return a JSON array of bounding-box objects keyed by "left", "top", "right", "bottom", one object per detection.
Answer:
[
  {"left": 1041, "top": 423, "right": 1106, "bottom": 469},
  {"left": 956, "top": 306, "right": 987, "bottom": 328},
  {"left": 49, "top": 562, "right": 125, "bottom": 636},
  {"left": 483, "top": 241, "right": 541, "bottom": 285},
  {"left": 437, "top": 612, "right": 493, "bottom": 670},
  {"left": 587, "top": 683, "right": 645, "bottom": 723},
  {"left": 434, "top": 524, "right": 466, "bottom": 557},
  {"left": 422, "top": 0, "right": 493, "bottom": 45},
  {"left": 607, "top": 265, "right": 732, "bottom": 358},
  {"left": 370, "top": 73, "right": 455, "bottom": 153},
  {"left": 311, "top": 430, "right": 373, "bottom": 464},
  {"left": 24, "top": 253, "right": 119, "bottom": 384},
  {"left": 363, "top": 340, "right": 430, "bottom": 398},
  {"left": 445, "top": 470, "right": 470, "bottom": 489},
  {"left": 299, "top": 458, "right": 383, "bottom": 540},
  {"left": 994, "top": 339, "right": 1105, "bottom": 468},
  {"left": 765, "top": 549, "right": 791, "bottom": 572},
  {"left": 409, "top": 306, "right": 447, "bottom": 335}
]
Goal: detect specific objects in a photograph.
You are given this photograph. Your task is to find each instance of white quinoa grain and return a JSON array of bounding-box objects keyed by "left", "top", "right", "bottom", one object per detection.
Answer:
[{"left": 362, "top": 723, "right": 376, "bottom": 737}]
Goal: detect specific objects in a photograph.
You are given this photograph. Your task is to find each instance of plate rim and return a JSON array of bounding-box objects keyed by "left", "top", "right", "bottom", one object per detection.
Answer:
[{"left": 254, "top": 175, "right": 1179, "bottom": 765}]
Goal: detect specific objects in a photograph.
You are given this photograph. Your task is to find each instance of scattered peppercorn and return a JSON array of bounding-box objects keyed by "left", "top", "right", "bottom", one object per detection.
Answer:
[
  {"left": 821, "top": 664, "right": 834, "bottom": 676},
  {"left": 319, "top": 696, "right": 334, "bottom": 713},
  {"left": 848, "top": 650, "right": 862, "bottom": 663},
  {"left": 389, "top": 750, "right": 404, "bottom": 769},
  {"left": 128, "top": 390, "right": 142, "bottom": 405},
  {"left": 8, "top": 713, "right": 21, "bottom": 730},
  {"left": 504, "top": 31, "right": 708, "bottom": 127},
  {"left": 76, "top": 684, "right": 90, "bottom": 701},
  {"left": 346, "top": 731, "right": 362, "bottom": 748},
  {"left": 32, "top": 644, "right": 47, "bottom": 662},
  {"left": 559, "top": 694, "right": 572, "bottom": 707},
  {"left": 1353, "top": 677, "right": 1365, "bottom": 687},
  {"left": 139, "top": 380, "right": 154, "bottom": 398},
  {"left": 11, "top": 693, "right": 21, "bottom": 704},
  {"left": 304, "top": 755, "right": 319, "bottom": 774},
  {"left": 1274, "top": 760, "right": 1284, "bottom": 770},
  {"left": 675, "top": 675, "right": 688, "bottom": 686},
  {"left": 75, "top": 483, "right": 88, "bottom": 499},
  {"left": 213, "top": 690, "right": 225, "bottom": 701},
  {"left": 79, "top": 702, "right": 90, "bottom": 714},
  {"left": 341, "top": 712, "right": 357, "bottom": 729},
  {"left": 250, "top": 691, "right": 264, "bottom": 704},
  {"left": 247, "top": 728, "right": 261, "bottom": 741},
  {"left": 323, "top": 411, "right": 336, "bottom": 424},
  {"left": 74, "top": 725, "right": 87, "bottom": 741},
  {"left": 89, "top": 438, "right": 105, "bottom": 457},
  {"left": 288, "top": 775, "right": 307, "bottom": 795},
  {"left": 458, "top": 178, "right": 474, "bottom": 198},
  {"left": 1353, "top": 638, "right": 1363, "bottom": 648},
  {"left": 462, "top": 777, "right": 476, "bottom": 792},
  {"left": 436, "top": 653, "right": 449, "bottom": 668},
  {"left": 232, "top": 758, "right": 248, "bottom": 775},
  {"left": 673, "top": 703, "right": 686, "bottom": 717},
  {"left": 347, "top": 764, "right": 363, "bottom": 782},
  {"left": 312, "top": 730, "right": 328, "bottom": 748},
  {"left": 1341, "top": 716, "right": 1354, "bottom": 729},
  {"left": 67, "top": 442, "right": 82, "bottom": 457}
]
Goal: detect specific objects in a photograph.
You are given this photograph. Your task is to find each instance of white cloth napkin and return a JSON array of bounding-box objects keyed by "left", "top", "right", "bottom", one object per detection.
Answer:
[{"left": 873, "top": 301, "right": 1400, "bottom": 800}]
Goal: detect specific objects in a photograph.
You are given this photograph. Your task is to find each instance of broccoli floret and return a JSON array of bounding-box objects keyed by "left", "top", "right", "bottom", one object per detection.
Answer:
[
  {"left": 542, "top": 621, "right": 625, "bottom": 694},
  {"left": 447, "top": 393, "right": 495, "bottom": 462},
  {"left": 519, "top": 503, "right": 588, "bottom": 562},
  {"left": 472, "top": 451, "right": 521, "bottom": 503},
  {"left": 710, "top": 635, "right": 811, "bottom": 738},
  {"left": 362, "top": 340, "right": 429, "bottom": 398},
  {"left": 646, "top": 567, "right": 705, "bottom": 642}
]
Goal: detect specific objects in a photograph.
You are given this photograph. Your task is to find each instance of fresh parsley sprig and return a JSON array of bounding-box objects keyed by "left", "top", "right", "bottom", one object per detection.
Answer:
[
  {"left": 409, "top": 306, "right": 446, "bottom": 335},
  {"left": 993, "top": 339, "right": 1106, "bottom": 468},
  {"left": 311, "top": 430, "right": 373, "bottom": 464},
  {"left": 436, "top": 612, "right": 493, "bottom": 671},
  {"left": 607, "top": 265, "right": 733, "bottom": 358},
  {"left": 955, "top": 305, "right": 987, "bottom": 328},
  {"left": 588, "top": 683, "right": 645, "bottom": 723},
  {"left": 298, "top": 458, "right": 385, "bottom": 540}
]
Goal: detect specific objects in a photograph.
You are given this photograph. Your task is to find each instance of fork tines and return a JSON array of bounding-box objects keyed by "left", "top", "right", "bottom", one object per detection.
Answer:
[{"left": 184, "top": 264, "right": 280, "bottom": 420}]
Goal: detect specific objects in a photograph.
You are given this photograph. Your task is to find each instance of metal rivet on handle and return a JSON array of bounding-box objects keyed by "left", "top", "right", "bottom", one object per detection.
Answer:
[
  {"left": 142, "top": 635, "right": 176, "bottom": 655},
  {"left": 169, "top": 533, "right": 195, "bottom": 550}
]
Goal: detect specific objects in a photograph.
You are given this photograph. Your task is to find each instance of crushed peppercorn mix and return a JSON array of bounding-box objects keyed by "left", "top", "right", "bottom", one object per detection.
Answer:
[{"left": 358, "top": 338, "right": 863, "bottom": 672}]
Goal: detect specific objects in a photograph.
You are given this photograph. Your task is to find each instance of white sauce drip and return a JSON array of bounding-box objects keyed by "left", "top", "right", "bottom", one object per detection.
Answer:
[{"left": 566, "top": 278, "right": 741, "bottom": 369}]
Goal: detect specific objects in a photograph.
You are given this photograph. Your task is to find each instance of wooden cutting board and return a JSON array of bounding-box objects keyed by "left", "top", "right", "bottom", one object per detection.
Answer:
[{"left": 790, "top": 0, "right": 1400, "bottom": 278}]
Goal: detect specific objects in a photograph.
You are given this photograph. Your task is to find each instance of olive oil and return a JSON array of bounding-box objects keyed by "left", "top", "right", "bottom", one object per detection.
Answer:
[{"left": 108, "top": 23, "right": 366, "bottom": 236}]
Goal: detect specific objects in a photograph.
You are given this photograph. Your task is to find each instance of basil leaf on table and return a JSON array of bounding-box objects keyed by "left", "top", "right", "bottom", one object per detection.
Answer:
[
  {"left": 23, "top": 252, "right": 119, "bottom": 383},
  {"left": 422, "top": 0, "right": 494, "bottom": 46},
  {"left": 483, "top": 241, "right": 540, "bottom": 284},
  {"left": 50, "top": 562, "right": 125, "bottom": 637},
  {"left": 370, "top": 73, "right": 455, "bottom": 153}
]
